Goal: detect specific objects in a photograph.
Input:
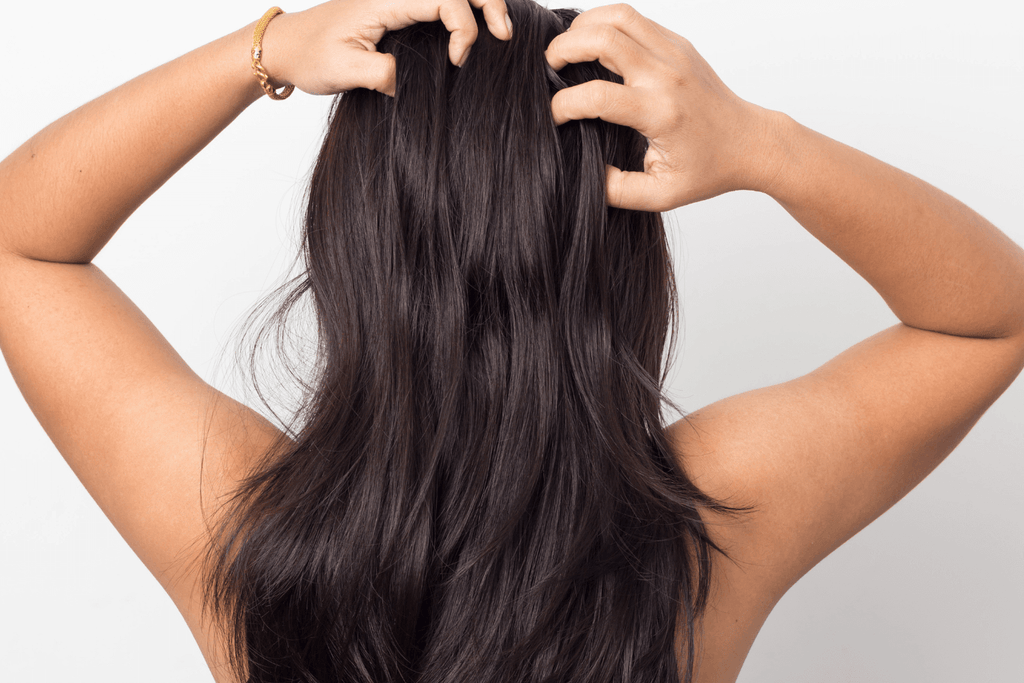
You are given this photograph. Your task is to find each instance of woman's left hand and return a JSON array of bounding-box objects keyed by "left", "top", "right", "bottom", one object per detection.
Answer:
[
  {"left": 544, "top": 3, "right": 776, "bottom": 211},
  {"left": 259, "top": 0, "right": 513, "bottom": 97}
]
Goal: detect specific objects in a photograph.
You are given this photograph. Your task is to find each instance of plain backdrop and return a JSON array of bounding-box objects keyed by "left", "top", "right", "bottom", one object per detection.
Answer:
[{"left": 1, "top": 0, "right": 1021, "bottom": 681}]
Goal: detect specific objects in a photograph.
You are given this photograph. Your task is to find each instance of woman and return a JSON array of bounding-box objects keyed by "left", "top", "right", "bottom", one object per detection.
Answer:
[{"left": 1, "top": 0, "right": 1021, "bottom": 681}]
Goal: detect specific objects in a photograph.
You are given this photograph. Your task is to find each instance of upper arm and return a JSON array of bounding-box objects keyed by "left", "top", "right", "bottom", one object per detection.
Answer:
[
  {"left": 669, "top": 323, "right": 1024, "bottom": 603},
  {"left": 0, "top": 251, "right": 283, "bottom": 608}
]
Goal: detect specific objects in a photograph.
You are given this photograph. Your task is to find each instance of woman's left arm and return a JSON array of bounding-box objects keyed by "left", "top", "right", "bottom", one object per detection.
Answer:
[
  {"left": 0, "top": 12, "right": 283, "bottom": 602},
  {"left": 0, "top": 22, "right": 264, "bottom": 264},
  {"left": 0, "top": 0, "right": 514, "bottom": 262},
  {"left": 0, "top": 22, "right": 284, "bottom": 673}
]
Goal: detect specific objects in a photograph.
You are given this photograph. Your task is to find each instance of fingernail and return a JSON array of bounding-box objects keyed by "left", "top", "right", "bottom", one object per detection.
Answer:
[{"left": 505, "top": 13, "right": 513, "bottom": 38}]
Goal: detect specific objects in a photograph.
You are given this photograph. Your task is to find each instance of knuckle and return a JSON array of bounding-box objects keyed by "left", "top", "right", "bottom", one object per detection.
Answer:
[
  {"left": 454, "top": 28, "right": 479, "bottom": 49},
  {"left": 660, "top": 63, "right": 686, "bottom": 89},
  {"left": 672, "top": 37, "right": 695, "bottom": 65},
  {"left": 587, "top": 82, "right": 614, "bottom": 112},
  {"left": 594, "top": 24, "right": 622, "bottom": 50},
  {"left": 608, "top": 3, "right": 640, "bottom": 23},
  {"left": 445, "top": 0, "right": 476, "bottom": 23}
]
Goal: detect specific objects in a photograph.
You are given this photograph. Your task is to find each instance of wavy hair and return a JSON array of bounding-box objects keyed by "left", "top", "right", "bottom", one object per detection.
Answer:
[{"left": 203, "top": 2, "right": 749, "bottom": 681}]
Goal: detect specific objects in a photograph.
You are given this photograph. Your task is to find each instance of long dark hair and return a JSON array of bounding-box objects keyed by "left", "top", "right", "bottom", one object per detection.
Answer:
[{"left": 203, "top": 2, "right": 748, "bottom": 681}]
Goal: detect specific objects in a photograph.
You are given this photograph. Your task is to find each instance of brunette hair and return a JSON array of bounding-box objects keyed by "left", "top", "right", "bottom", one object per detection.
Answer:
[{"left": 203, "top": 2, "right": 748, "bottom": 681}]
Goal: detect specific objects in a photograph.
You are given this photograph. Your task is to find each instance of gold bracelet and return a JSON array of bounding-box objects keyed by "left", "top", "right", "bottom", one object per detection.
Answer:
[{"left": 252, "top": 7, "right": 295, "bottom": 100}]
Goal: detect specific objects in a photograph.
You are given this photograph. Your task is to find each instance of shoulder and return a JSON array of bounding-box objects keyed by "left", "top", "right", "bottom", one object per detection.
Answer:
[
  {"left": 667, "top": 323, "right": 1024, "bottom": 603},
  {"left": 172, "top": 403, "right": 287, "bottom": 683}
]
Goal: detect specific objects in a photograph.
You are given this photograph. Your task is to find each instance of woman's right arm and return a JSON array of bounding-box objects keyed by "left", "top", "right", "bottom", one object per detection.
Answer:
[
  {"left": 675, "top": 112, "right": 1024, "bottom": 587},
  {"left": 546, "top": 1, "right": 1024, "bottom": 602}
]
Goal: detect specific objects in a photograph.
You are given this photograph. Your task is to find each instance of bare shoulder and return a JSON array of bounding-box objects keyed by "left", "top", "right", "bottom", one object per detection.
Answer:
[
  {"left": 668, "top": 322, "right": 1024, "bottom": 605},
  {"left": 666, "top": 323, "right": 1024, "bottom": 681},
  {"left": 0, "top": 252, "right": 286, "bottom": 682},
  {"left": 160, "top": 390, "right": 287, "bottom": 683}
]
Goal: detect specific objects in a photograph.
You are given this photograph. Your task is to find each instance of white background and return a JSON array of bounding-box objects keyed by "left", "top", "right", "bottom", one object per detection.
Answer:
[{"left": 1, "top": 0, "right": 1021, "bottom": 680}]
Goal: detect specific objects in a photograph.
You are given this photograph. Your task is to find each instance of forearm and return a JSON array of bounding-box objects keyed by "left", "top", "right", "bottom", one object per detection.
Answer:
[
  {"left": 762, "top": 111, "right": 1024, "bottom": 340},
  {"left": 0, "top": 20, "right": 265, "bottom": 264}
]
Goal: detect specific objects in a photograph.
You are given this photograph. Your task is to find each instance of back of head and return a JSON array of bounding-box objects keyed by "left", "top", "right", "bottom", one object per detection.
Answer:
[{"left": 204, "top": 1, "right": 742, "bottom": 681}]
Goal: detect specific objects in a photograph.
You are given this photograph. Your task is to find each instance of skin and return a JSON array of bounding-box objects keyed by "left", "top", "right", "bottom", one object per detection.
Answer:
[{"left": 1, "top": 1, "right": 1022, "bottom": 681}]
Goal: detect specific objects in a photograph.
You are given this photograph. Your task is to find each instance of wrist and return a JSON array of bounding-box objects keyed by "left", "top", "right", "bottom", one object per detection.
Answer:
[
  {"left": 236, "top": 20, "right": 275, "bottom": 102},
  {"left": 253, "top": 10, "right": 298, "bottom": 91},
  {"left": 746, "top": 107, "right": 798, "bottom": 199}
]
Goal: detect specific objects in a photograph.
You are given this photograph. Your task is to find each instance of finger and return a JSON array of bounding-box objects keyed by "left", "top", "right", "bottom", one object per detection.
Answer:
[
  {"left": 567, "top": 3, "right": 673, "bottom": 52},
  {"left": 550, "top": 80, "right": 648, "bottom": 129},
  {"left": 469, "top": 0, "right": 513, "bottom": 41},
  {"left": 545, "top": 24, "right": 652, "bottom": 79},
  {"left": 436, "top": 0, "right": 479, "bottom": 66},
  {"left": 606, "top": 165, "right": 670, "bottom": 212},
  {"left": 384, "top": 1, "right": 478, "bottom": 66},
  {"left": 351, "top": 50, "right": 398, "bottom": 97},
  {"left": 384, "top": 1, "right": 510, "bottom": 67}
]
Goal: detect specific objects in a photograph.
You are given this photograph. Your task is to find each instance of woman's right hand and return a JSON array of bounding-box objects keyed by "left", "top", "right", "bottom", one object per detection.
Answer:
[{"left": 545, "top": 3, "right": 783, "bottom": 212}]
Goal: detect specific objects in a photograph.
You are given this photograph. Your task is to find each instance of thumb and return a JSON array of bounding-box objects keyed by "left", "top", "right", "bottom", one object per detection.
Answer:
[
  {"left": 606, "top": 166, "right": 670, "bottom": 212},
  {"left": 348, "top": 50, "right": 397, "bottom": 97}
]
